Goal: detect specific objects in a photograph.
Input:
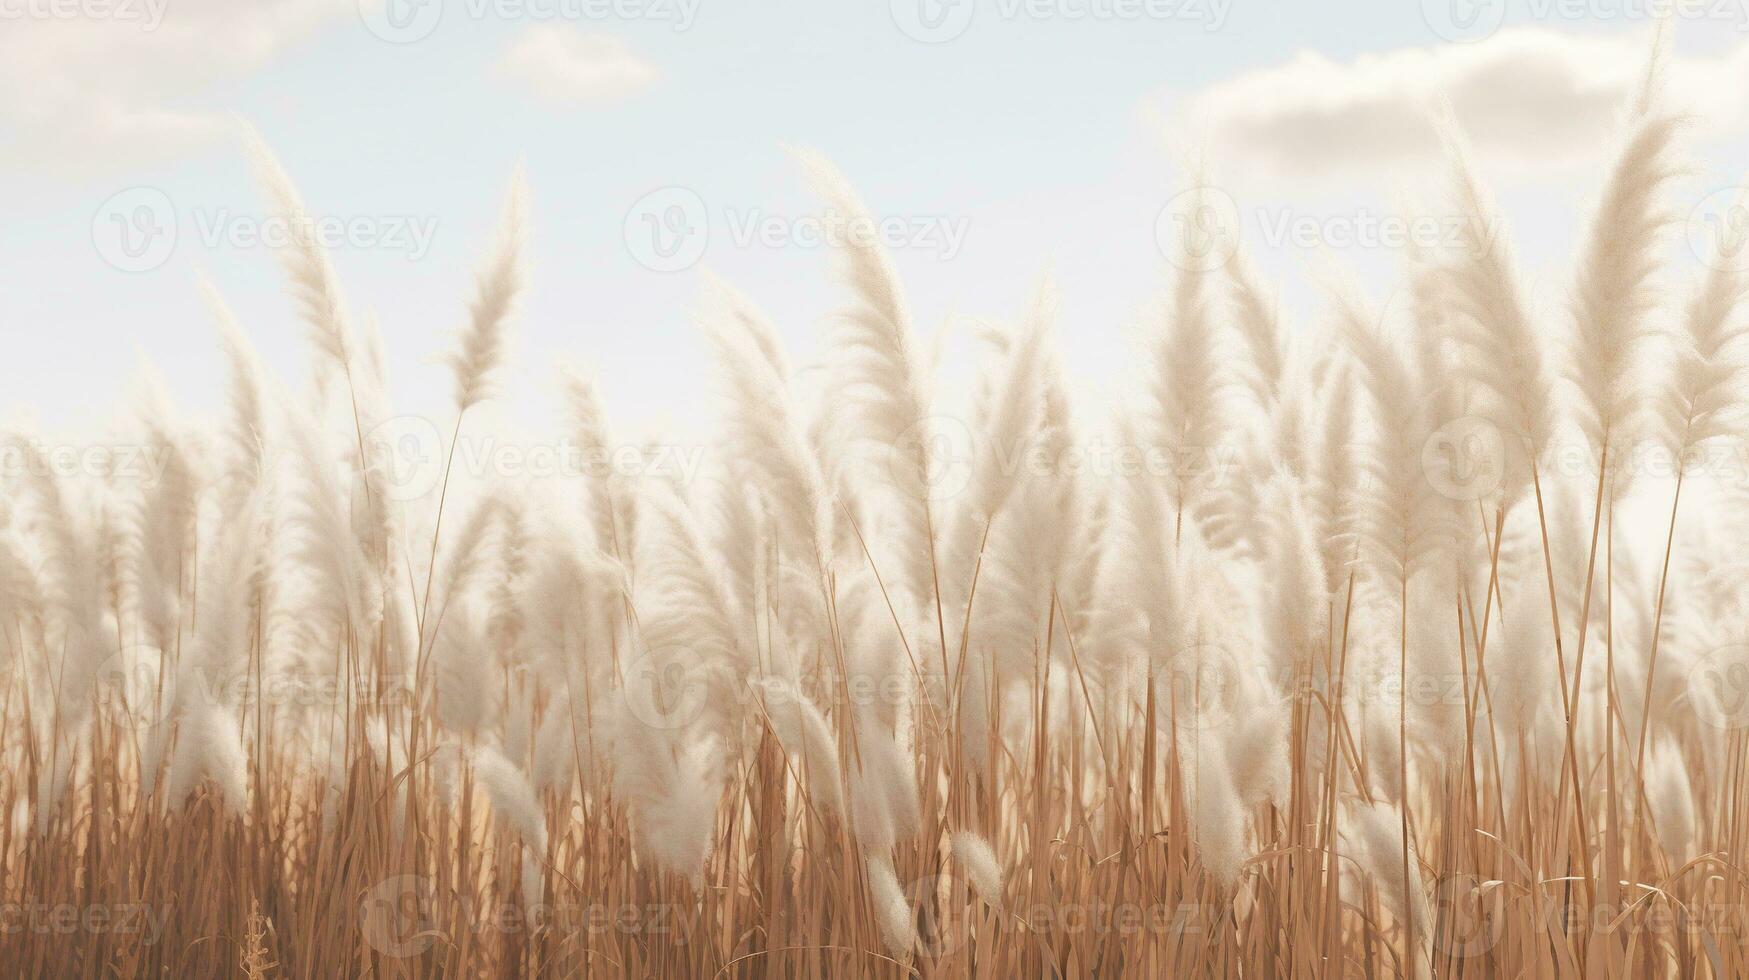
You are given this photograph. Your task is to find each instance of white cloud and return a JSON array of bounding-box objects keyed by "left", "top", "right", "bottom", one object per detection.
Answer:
[
  {"left": 1157, "top": 27, "right": 1749, "bottom": 186},
  {"left": 0, "top": 0, "right": 352, "bottom": 174},
  {"left": 494, "top": 27, "right": 657, "bottom": 106}
]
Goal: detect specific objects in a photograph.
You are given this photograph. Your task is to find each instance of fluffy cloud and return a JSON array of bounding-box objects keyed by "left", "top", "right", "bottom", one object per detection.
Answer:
[
  {"left": 1159, "top": 27, "right": 1749, "bottom": 185},
  {"left": 0, "top": 0, "right": 352, "bottom": 174},
  {"left": 494, "top": 27, "right": 657, "bottom": 106}
]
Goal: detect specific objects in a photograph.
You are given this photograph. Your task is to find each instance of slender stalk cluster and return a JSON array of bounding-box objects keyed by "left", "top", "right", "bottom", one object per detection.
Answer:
[{"left": 3, "top": 71, "right": 1748, "bottom": 977}]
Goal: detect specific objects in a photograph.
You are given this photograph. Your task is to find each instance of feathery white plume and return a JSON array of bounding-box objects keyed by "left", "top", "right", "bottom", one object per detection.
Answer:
[
  {"left": 795, "top": 147, "right": 936, "bottom": 614},
  {"left": 950, "top": 831, "right": 1004, "bottom": 905},
  {"left": 866, "top": 856, "right": 916, "bottom": 958},
  {"left": 243, "top": 126, "right": 357, "bottom": 393},
  {"left": 471, "top": 744, "right": 549, "bottom": 852},
  {"left": 448, "top": 170, "right": 527, "bottom": 414},
  {"left": 1567, "top": 87, "right": 1681, "bottom": 453}
]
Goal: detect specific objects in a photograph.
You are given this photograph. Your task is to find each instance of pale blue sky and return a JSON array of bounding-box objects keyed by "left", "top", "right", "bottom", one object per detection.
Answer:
[{"left": 3, "top": 0, "right": 1748, "bottom": 441}]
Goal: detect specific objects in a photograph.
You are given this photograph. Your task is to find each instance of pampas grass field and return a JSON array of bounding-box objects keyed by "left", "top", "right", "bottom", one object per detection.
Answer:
[{"left": 7, "top": 45, "right": 1749, "bottom": 979}]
